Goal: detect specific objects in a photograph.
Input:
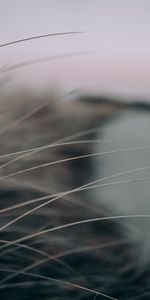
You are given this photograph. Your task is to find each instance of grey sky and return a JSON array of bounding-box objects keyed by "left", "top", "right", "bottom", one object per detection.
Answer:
[{"left": 0, "top": 0, "right": 150, "bottom": 97}]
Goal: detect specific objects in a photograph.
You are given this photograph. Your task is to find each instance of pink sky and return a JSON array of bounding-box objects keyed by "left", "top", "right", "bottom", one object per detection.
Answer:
[{"left": 0, "top": 0, "right": 150, "bottom": 98}]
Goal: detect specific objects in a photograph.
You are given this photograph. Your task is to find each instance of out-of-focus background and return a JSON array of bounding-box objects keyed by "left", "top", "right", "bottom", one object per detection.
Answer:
[
  {"left": 0, "top": 0, "right": 150, "bottom": 99},
  {"left": 0, "top": 0, "right": 150, "bottom": 272}
]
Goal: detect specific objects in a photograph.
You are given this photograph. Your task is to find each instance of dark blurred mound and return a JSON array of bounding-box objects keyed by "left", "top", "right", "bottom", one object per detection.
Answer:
[{"left": 0, "top": 89, "right": 150, "bottom": 299}]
